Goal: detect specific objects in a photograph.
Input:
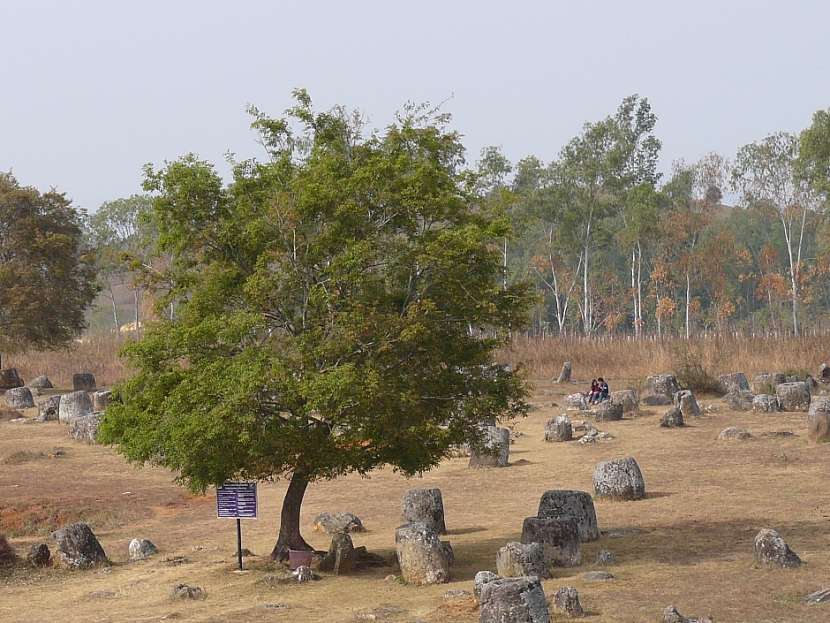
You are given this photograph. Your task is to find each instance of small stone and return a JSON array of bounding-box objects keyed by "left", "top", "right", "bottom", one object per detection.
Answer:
[
  {"left": 51, "top": 522, "right": 109, "bottom": 569},
  {"left": 565, "top": 393, "right": 589, "bottom": 411},
  {"left": 384, "top": 574, "right": 398, "bottom": 582},
  {"left": 596, "top": 549, "right": 616, "bottom": 565},
  {"left": 593, "top": 457, "right": 646, "bottom": 500},
  {"left": 36, "top": 395, "right": 61, "bottom": 421},
  {"left": 27, "top": 543, "right": 51, "bottom": 567},
  {"left": 556, "top": 361, "right": 572, "bottom": 383},
  {"left": 544, "top": 415, "right": 572, "bottom": 442},
  {"left": 69, "top": 413, "right": 102, "bottom": 443},
  {"left": 776, "top": 382, "right": 811, "bottom": 412},
  {"left": 5, "top": 387, "right": 34, "bottom": 409},
  {"left": 474, "top": 570, "right": 500, "bottom": 601},
  {"left": 521, "top": 516, "right": 581, "bottom": 567},
  {"left": 0, "top": 535, "right": 17, "bottom": 566},
  {"left": 319, "top": 532, "right": 357, "bottom": 575},
  {"left": 718, "top": 372, "right": 749, "bottom": 394},
  {"left": 92, "top": 390, "right": 112, "bottom": 412},
  {"left": 662, "top": 605, "right": 714, "bottom": 623},
  {"left": 72, "top": 372, "right": 96, "bottom": 392},
  {"left": 594, "top": 401, "right": 623, "bottom": 422},
  {"left": 312, "top": 511, "right": 365, "bottom": 534},
  {"left": 469, "top": 426, "right": 510, "bottom": 467},
  {"left": 496, "top": 542, "right": 547, "bottom": 578},
  {"left": 171, "top": 584, "right": 206, "bottom": 600},
  {"left": 401, "top": 488, "right": 446, "bottom": 534},
  {"left": 59, "top": 391, "right": 93, "bottom": 423},
  {"left": 443, "top": 589, "right": 472, "bottom": 599},
  {"left": 395, "top": 523, "right": 451, "bottom": 585},
  {"left": 717, "top": 427, "right": 752, "bottom": 441},
  {"left": 804, "top": 588, "right": 830, "bottom": 603},
  {"left": 807, "top": 396, "right": 830, "bottom": 443},
  {"left": 610, "top": 389, "right": 639, "bottom": 414},
  {"left": 752, "top": 394, "right": 780, "bottom": 413},
  {"left": 479, "top": 576, "right": 550, "bottom": 623},
  {"left": 552, "top": 586, "right": 584, "bottom": 618},
  {"left": 28, "top": 375, "right": 53, "bottom": 389},
  {"left": 753, "top": 528, "right": 801, "bottom": 568},
  {"left": 537, "top": 490, "right": 599, "bottom": 542},
  {"left": 660, "top": 406, "right": 685, "bottom": 428},
  {"left": 674, "top": 390, "right": 701, "bottom": 418},
  {"left": 129, "top": 538, "right": 158, "bottom": 561},
  {"left": 294, "top": 565, "right": 315, "bottom": 582},
  {"left": 581, "top": 570, "right": 614, "bottom": 581}
]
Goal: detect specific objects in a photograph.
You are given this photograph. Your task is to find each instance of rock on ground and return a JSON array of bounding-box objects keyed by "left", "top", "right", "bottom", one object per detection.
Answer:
[
  {"left": 51, "top": 522, "right": 108, "bottom": 569},
  {"left": 395, "top": 523, "right": 451, "bottom": 585},
  {"left": 552, "top": 586, "right": 584, "bottom": 618},
  {"left": 565, "top": 393, "right": 588, "bottom": 411},
  {"left": 171, "top": 584, "right": 206, "bottom": 600},
  {"left": 642, "top": 374, "right": 680, "bottom": 405},
  {"left": 718, "top": 372, "right": 749, "bottom": 394},
  {"left": 69, "top": 413, "right": 102, "bottom": 443},
  {"left": 28, "top": 375, "right": 53, "bottom": 389},
  {"left": 593, "top": 457, "right": 646, "bottom": 500},
  {"left": 36, "top": 395, "right": 61, "bottom": 421},
  {"left": 674, "top": 390, "right": 701, "bottom": 418},
  {"left": 610, "top": 389, "right": 639, "bottom": 414},
  {"left": 752, "top": 394, "right": 779, "bottom": 413},
  {"left": 807, "top": 396, "right": 830, "bottom": 443},
  {"left": 496, "top": 542, "right": 547, "bottom": 578},
  {"left": 663, "top": 605, "right": 714, "bottom": 623},
  {"left": 312, "top": 511, "right": 365, "bottom": 534},
  {"left": 27, "top": 543, "right": 51, "bottom": 567},
  {"left": 776, "top": 382, "right": 811, "bottom": 412},
  {"left": 0, "top": 368, "right": 24, "bottom": 390},
  {"left": 474, "top": 570, "right": 500, "bottom": 601},
  {"left": 556, "top": 361, "right": 572, "bottom": 383},
  {"left": 401, "top": 488, "right": 446, "bottom": 534},
  {"left": 520, "top": 516, "right": 581, "bottom": 567},
  {"left": 754, "top": 528, "right": 801, "bottom": 568},
  {"left": 544, "top": 415, "right": 572, "bottom": 442},
  {"left": 594, "top": 401, "right": 623, "bottom": 422},
  {"left": 72, "top": 372, "right": 96, "bottom": 392},
  {"left": 129, "top": 538, "right": 158, "bottom": 561},
  {"left": 804, "top": 588, "right": 830, "bottom": 604},
  {"left": 723, "top": 390, "right": 755, "bottom": 411},
  {"left": 660, "top": 406, "right": 685, "bottom": 428},
  {"left": 5, "top": 386, "right": 34, "bottom": 409},
  {"left": 752, "top": 372, "right": 786, "bottom": 394},
  {"left": 0, "top": 535, "right": 16, "bottom": 566},
  {"left": 596, "top": 549, "right": 616, "bottom": 565},
  {"left": 536, "top": 490, "right": 599, "bottom": 542},
  {"left": 479, "top": 576, "right": 550, "bottom": 623},
  {"left": 319, "top": 532, "right": 357, "bottom": 575},
  {"left": 92, "top": 390, "right": 112, "bottom": 412},
  {"left": 469, "top": 426, "right": 510, "bottom": 468},
  {"left": 59, "top": 391, "right": 93, "bottom": 423},
  {"left": 581, "top": 570, "right": 614, "bottom": 581},
  {"left": 718, "top": 426, "right": 752, "bottom": 441}
]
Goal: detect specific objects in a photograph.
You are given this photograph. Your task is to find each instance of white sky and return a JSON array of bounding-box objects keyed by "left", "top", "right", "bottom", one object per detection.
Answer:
[{"left": 2, "top": 0, "right": 828, "bottom": 211}]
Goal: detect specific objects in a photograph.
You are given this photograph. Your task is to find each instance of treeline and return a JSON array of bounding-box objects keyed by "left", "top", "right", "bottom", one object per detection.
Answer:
[{"left": 475, "top": 97, "right": 830, "bottom": 338}]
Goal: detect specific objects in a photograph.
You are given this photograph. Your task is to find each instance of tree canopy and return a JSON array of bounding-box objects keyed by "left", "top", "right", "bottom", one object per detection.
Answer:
[
  {"left": 98, "top": 92, "right": 532, "bottom": 558},
  {"left": 0, "top": 173, "right": 98, "bottom": 363}
]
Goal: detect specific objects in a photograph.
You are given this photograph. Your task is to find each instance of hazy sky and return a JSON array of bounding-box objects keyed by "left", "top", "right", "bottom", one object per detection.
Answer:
[{"left": 2, "top": 0, "right": 828, "bottom": 211}]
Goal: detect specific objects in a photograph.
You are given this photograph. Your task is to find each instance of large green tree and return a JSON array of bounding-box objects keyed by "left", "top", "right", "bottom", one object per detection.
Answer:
[
  {"left": 0, "top": 173, "right": 98, "bottom": 367},
  {"left": 99, "top": 93, "right": 531, "bottom": 559}
]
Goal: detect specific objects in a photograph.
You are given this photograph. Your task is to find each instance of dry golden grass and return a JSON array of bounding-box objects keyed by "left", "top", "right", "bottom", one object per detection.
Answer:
[
  {"left": 3, "top": 379, "right": 830, "bottom": 622},
  {"left": 500, "top": 335, "right": 828, "bottom": 382},
  {"left": 4, "top": 335, "right": 128, "bottom": 388}
]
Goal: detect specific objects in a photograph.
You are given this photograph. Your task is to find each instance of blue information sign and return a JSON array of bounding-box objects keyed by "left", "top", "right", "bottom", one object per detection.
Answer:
[{"left": 217, "top": 482, "right": 258, "bottom": 519}]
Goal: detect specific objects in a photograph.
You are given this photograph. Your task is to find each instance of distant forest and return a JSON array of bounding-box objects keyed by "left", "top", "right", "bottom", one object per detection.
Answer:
[{"left": 84, "top": 95, "right": 830, "bottom": 339}]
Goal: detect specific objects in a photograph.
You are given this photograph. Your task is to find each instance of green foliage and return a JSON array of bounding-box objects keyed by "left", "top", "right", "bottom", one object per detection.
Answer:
[
  {"left": 669, "top": 341, "right": 721, "bottom": 393},
  {"left": 99, "top": 92, "right": 532, "bottom": 495},
  {"left": 798, "top": 108, "right": 830, "bottom": 199},
  {"left": 0, "top": 173, "right": 98, "bottom": 355}
]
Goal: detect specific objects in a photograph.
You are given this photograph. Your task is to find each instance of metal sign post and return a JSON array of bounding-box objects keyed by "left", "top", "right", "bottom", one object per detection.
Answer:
[{"left": 216, "top": 482, "right": 257, "bottom": 571}]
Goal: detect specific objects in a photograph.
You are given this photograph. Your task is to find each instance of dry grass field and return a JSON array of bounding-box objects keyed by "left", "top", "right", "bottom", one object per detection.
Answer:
[{"left": 2, "top": 365, "right": 830, "bottom": 622}]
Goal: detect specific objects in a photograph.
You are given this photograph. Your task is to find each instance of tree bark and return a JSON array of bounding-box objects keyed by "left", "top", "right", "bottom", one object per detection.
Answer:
[
  {"left": 270, "top": 470, "right": 313, "bottom": 561},
  {"left": 685, "top": 270, "right": 691, "bottom": 340}
]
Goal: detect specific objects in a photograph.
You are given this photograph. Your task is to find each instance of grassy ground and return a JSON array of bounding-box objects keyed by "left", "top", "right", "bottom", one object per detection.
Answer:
[{"left": 2, "top": 376, "right": 830, "bottom": 622}]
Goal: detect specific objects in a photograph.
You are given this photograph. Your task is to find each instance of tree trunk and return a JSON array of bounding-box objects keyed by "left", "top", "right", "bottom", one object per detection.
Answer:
[
  {"left": 109, "top": 283, "right": 119, "bottom": 332},
  {"left": 270, "top": 471, "right": 313, "bottom": 561},
  {"left": 685, "top": 270, "right": 691, "bottom": 340}
]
